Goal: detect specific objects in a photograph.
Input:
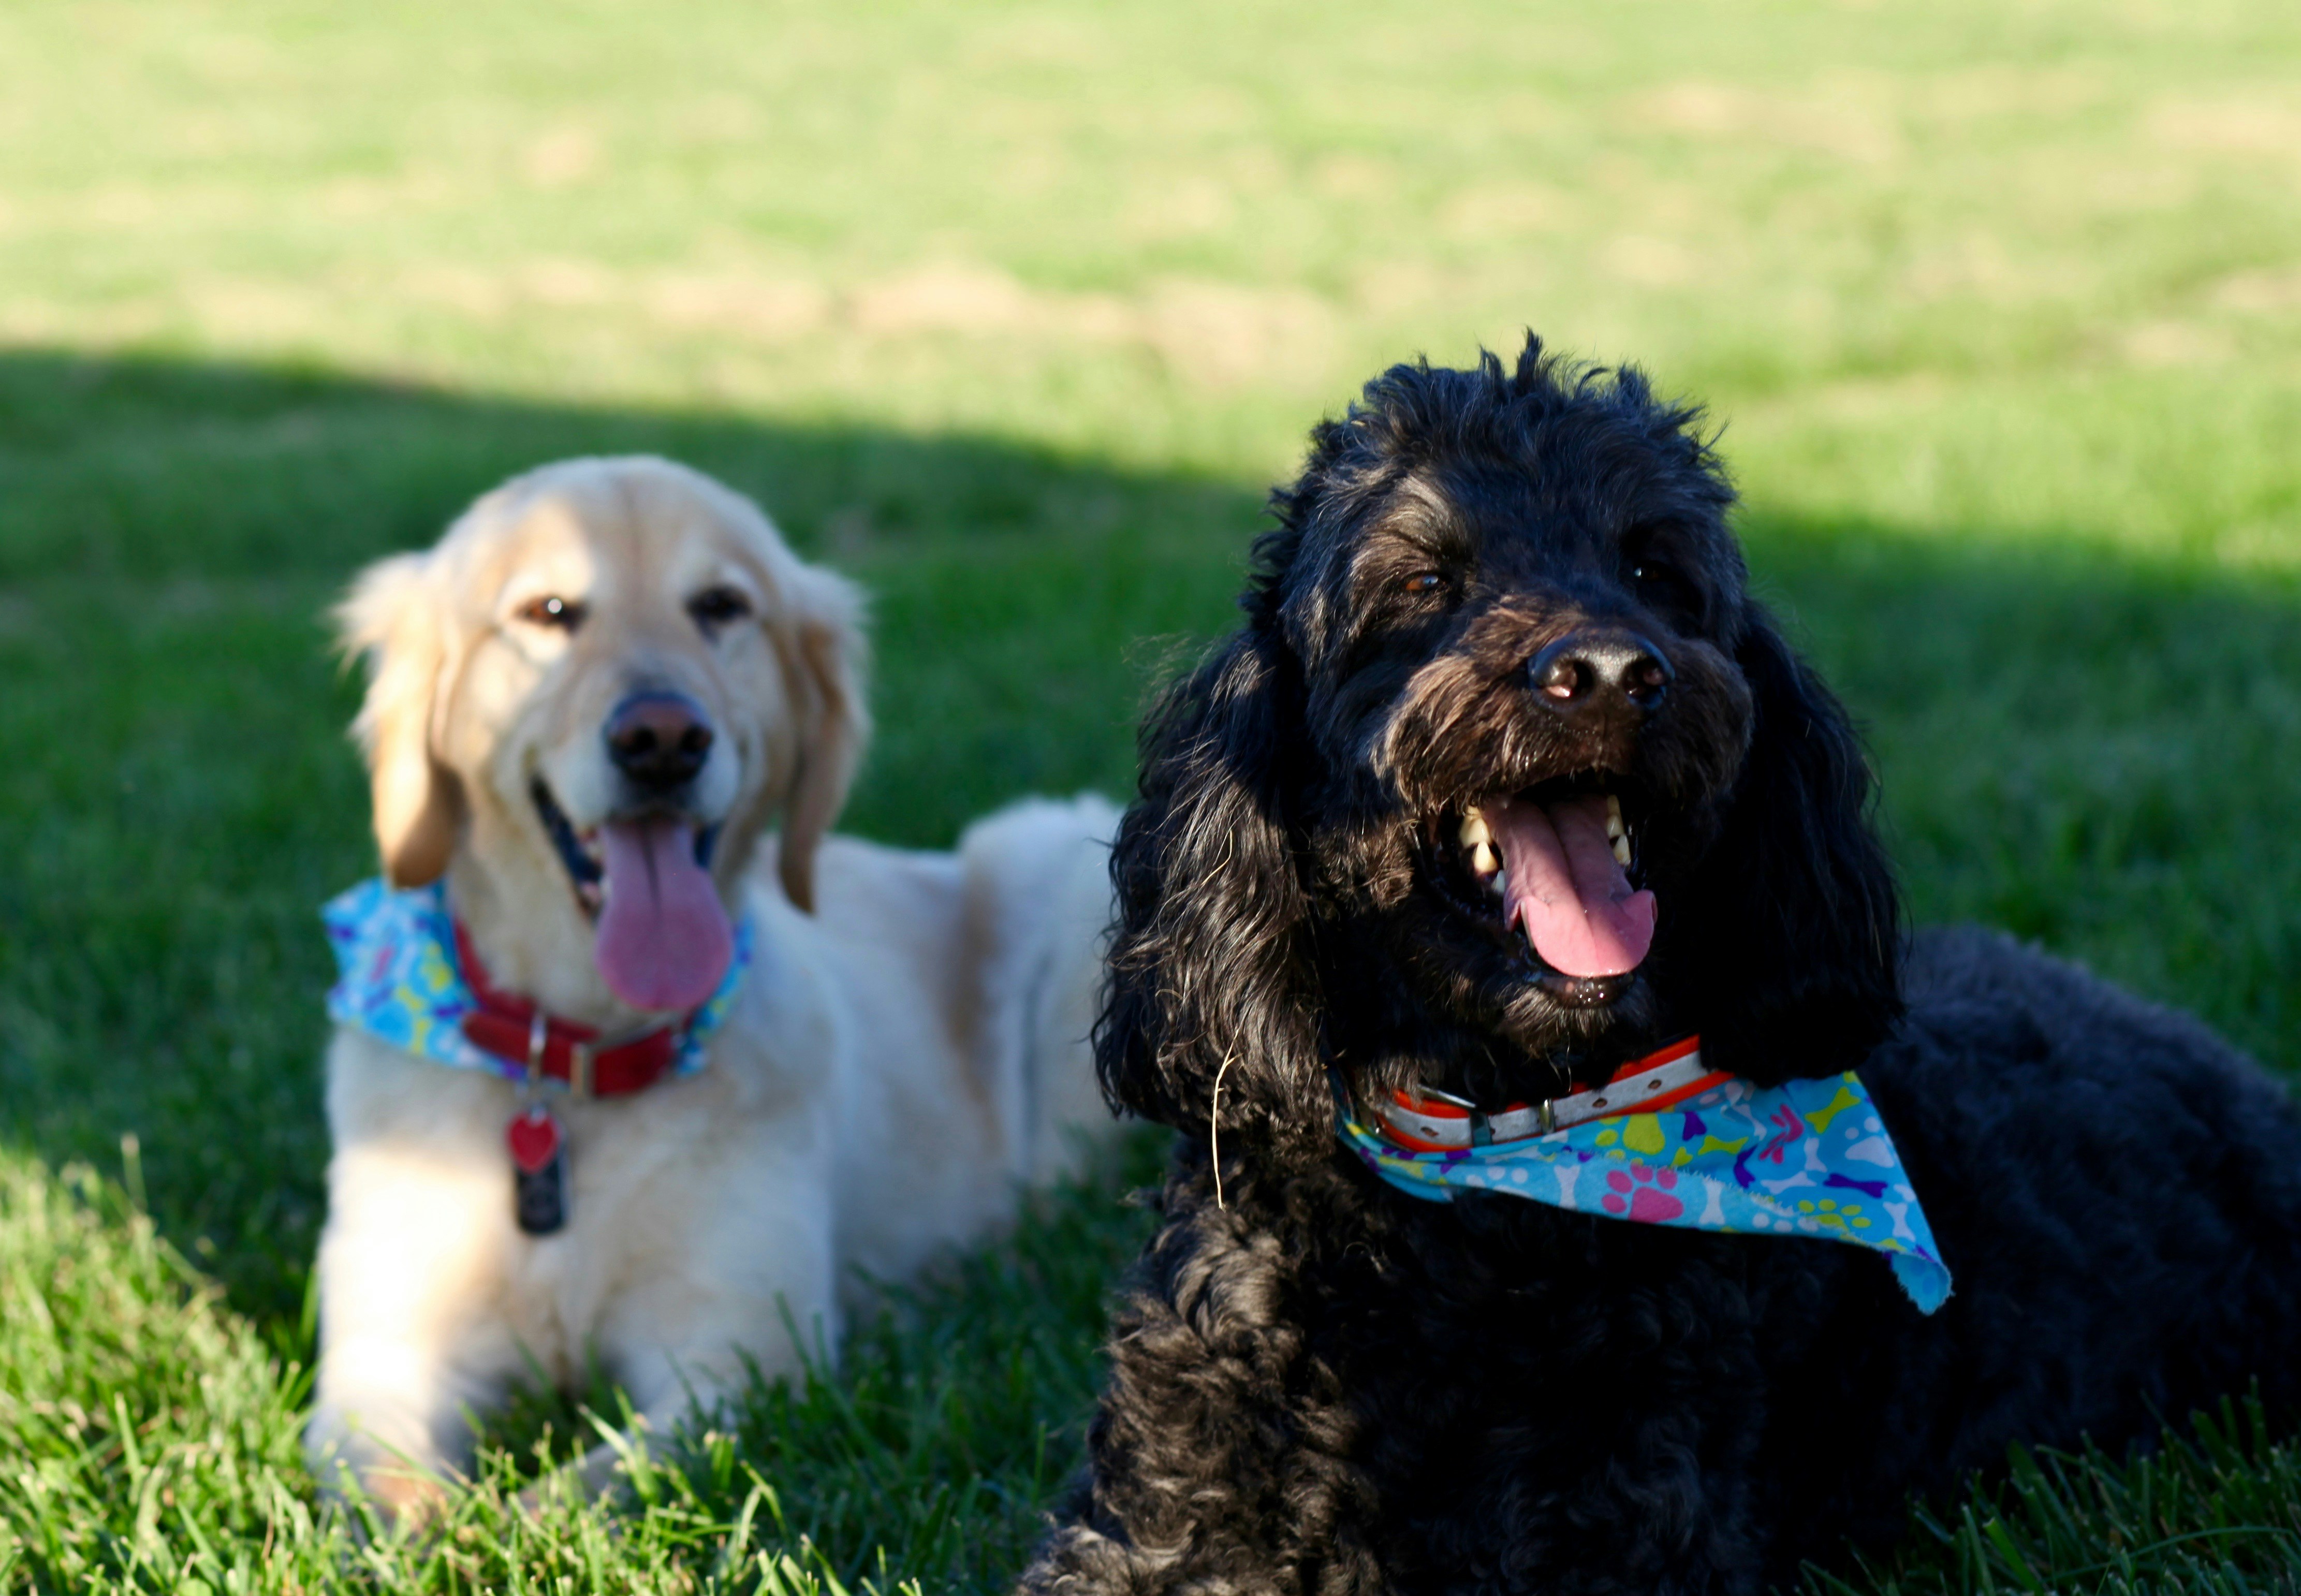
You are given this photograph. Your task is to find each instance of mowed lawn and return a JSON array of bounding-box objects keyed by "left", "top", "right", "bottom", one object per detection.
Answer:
[{"left": 3, "top": 0, "right": 2300, "bottom": 1590}]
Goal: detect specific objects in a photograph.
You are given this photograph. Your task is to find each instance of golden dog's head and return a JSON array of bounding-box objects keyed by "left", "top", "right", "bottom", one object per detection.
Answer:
[{"left": 336, "top": 456, "right": 866, "bottom": 1017}]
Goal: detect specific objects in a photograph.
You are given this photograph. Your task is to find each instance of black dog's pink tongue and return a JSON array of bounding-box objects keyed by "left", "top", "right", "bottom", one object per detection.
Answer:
[
  {"left": 1487, "top": 795, "right": 1657, "bottom": 979},
  {"left": 595, "top": 817, "right": 734, "bottom": 1012}
]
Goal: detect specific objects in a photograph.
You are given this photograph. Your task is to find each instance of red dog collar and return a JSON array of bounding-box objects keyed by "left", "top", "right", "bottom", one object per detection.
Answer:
[
  {"left": 1374, "top": 1036, "right": 1722, "bottom": 1152},
  {"left": 452, "top": 921, "right": 691, "bottom": 1099}
]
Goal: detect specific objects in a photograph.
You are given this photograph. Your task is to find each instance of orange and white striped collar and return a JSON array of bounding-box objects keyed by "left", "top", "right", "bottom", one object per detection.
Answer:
[{"left": 1370, "top": 1037, "right": 1723, "bottom": 1152}]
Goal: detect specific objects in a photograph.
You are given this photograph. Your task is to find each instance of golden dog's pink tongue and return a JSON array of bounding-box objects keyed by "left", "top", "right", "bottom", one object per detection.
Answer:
[
  {"left": 595, "top": 818, "right": 733, "bottom": 1012},
  {"left": 1488, "top": 794, "right": 1657, "bottom": 979}
]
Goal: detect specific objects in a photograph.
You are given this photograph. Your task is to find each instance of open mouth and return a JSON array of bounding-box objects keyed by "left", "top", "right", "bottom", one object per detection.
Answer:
[
  {"left": 1429, "top": 775, "right": 1659, "bottom": 1008},
  {"left": 529, "top": 777, "right": 734, "bottom": 1013},
  {"left": 533, "top": 779, "right": 607, "bottom": 915},
  {"left": 530, "top": 778, "right": 721, "bottom": 920}
]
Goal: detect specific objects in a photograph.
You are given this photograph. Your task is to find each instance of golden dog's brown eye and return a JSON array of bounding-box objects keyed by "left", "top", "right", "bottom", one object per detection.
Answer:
[
  {"left": 687, "top": 585, "right": 754, "bottom": 631},
  {"left": 515, "top": 595, "right": 587, "bottom": 631}
]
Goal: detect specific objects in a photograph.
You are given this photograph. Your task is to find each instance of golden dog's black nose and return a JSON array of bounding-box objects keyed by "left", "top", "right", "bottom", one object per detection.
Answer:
[
  {"left": 1529, "top": 631, "right": 1673, "bottom": 714},
  {"left": 605, "top": 692, "right": 714, "bottom": 788}
]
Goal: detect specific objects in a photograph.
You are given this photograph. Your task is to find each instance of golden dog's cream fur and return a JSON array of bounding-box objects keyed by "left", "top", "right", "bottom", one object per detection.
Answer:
[{"left": 306, "top": 457, "right": 1119, "bottom": 1512}]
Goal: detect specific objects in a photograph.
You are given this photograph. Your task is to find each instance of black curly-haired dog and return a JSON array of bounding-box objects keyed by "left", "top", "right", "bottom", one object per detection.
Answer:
[{"left": 1020, "top": 338, "right": 2301, "bottom": 1595}]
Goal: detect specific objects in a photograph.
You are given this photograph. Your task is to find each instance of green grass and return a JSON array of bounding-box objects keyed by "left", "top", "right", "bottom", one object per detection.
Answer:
[
  {"left": 1, "top": 0, "right": 2298, "bottom": 1589},
  {"left": 0, "top": 1139, "right": 1167, "bottom": 1594},
  {"left": 1812, "top": 1401, "right": 2301, "bottom": 1596}
]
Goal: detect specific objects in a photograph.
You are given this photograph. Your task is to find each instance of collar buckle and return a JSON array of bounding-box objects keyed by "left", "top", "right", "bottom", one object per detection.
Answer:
[{"left": 524, "top": 1009, "right": 548, "bottom": 1088}]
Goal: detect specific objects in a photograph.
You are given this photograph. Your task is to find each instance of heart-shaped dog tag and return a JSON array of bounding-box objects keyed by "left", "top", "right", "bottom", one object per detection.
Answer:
[
  {"left": 506, "top": 1107, "right": 567, "bottom": 1235},
  {"left": 507, "top": 1107, "right": 561, "bottom": 1173}
]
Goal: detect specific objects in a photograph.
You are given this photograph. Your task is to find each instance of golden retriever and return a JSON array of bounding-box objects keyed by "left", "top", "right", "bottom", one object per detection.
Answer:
[{"left": 305, "top": 456, "right": 1120, "bottom": 1514}]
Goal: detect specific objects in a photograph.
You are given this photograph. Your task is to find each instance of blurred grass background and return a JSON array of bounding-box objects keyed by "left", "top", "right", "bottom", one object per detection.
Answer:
[{"left": 1, "top": 0, "right": 2298, "bottom": 1589}]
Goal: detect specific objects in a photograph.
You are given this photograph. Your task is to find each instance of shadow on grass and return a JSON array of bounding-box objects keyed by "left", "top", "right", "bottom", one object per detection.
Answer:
[
  {"left": 0, "top": 347, "right": 1262, "bottom": 1321},
  {"left": 2, "top": 343, "right": 2298, "bottom": 1348}
]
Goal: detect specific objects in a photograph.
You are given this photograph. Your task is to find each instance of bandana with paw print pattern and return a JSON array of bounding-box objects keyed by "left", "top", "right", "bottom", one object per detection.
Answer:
[{"left": 1336, "top": 1042, "right": 1951, "bottom": 1314}]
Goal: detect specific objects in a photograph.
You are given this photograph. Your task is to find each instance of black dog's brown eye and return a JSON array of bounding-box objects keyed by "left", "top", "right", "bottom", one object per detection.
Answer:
[
  {"left": 1401, "top": 572, "right": 1445, "bottom": 597},
  {"left": 515, "top": 595, "right": 587, "bottom": 631},
  {"left": 687, "top": 585, "right": 754, "bottom": 631},
  {"left": 1632, "top": 562, "right": 1697, "bottom": 617}
]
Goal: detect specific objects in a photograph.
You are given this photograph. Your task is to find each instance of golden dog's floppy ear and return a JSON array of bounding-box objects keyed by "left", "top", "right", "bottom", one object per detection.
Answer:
[
  {"left": 336, "top": 552, "right": 464, "bottom": 888},
  {"left": 776, "top": 564, "right": 870, "bottom": 915}
]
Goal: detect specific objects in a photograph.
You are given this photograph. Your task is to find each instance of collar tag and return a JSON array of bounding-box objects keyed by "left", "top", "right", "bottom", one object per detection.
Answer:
[
  {"left": 323, "top": 875, "right": 757, "bottom": 1238},
  {"left": 507, "top": 1105, "right": 567, "bottom": 1235}
]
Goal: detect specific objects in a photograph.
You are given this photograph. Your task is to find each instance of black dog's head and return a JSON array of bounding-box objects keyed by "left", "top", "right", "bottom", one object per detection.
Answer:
[{"left": 1101, "top": 338, "right": 1902, "bottom": 1163}]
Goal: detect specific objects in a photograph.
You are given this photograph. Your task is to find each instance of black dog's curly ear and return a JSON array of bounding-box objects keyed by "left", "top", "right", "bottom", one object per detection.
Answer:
[
  {"left": 1096, "top": 628, "right": 1331, "bottom": 1162},
  {"left": 1676, "top": 607, "right": 1903, "bottom": 1084}
]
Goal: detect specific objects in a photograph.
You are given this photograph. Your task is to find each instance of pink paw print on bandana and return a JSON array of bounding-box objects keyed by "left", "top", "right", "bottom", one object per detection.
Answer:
[{"left": 1603, "top": 1165, "right": 1684, "bottom": 1223}]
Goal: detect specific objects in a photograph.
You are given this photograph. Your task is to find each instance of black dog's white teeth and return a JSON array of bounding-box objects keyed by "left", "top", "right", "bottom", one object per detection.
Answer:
[
  {"left": 1458, "top": 809, "right": 1507, "bottom": 899},
  {"left": 1606, "top": 794, "right": 1631, "bottom": 869}
]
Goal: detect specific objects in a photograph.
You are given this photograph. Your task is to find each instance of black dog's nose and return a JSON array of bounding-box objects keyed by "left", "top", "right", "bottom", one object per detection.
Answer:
[
  {"left": 1529, "top": 631, "right": 1673, "bottom": 714},
  {"left": 605, "top": 692, "right": 714, "bottom": 788}
]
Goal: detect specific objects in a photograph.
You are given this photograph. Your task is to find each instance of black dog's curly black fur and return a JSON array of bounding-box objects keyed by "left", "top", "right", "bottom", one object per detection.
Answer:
[{"left": 1021, "top": 339, "right": 2301, "bottom": 1595}]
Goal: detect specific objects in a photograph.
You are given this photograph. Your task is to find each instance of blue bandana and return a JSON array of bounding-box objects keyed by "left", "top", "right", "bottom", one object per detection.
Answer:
[
  {"left": 320, "top": 877, "right": 753, "bottom": 1079},
  {"left": 1338, "top": 1063, "right": 1951, "bottom": 1314}
]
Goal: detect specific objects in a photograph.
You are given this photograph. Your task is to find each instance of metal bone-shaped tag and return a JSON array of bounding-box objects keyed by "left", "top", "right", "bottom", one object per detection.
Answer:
[{"left": 507, "top": 1106, "right": 567, "bottom": 1235}]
